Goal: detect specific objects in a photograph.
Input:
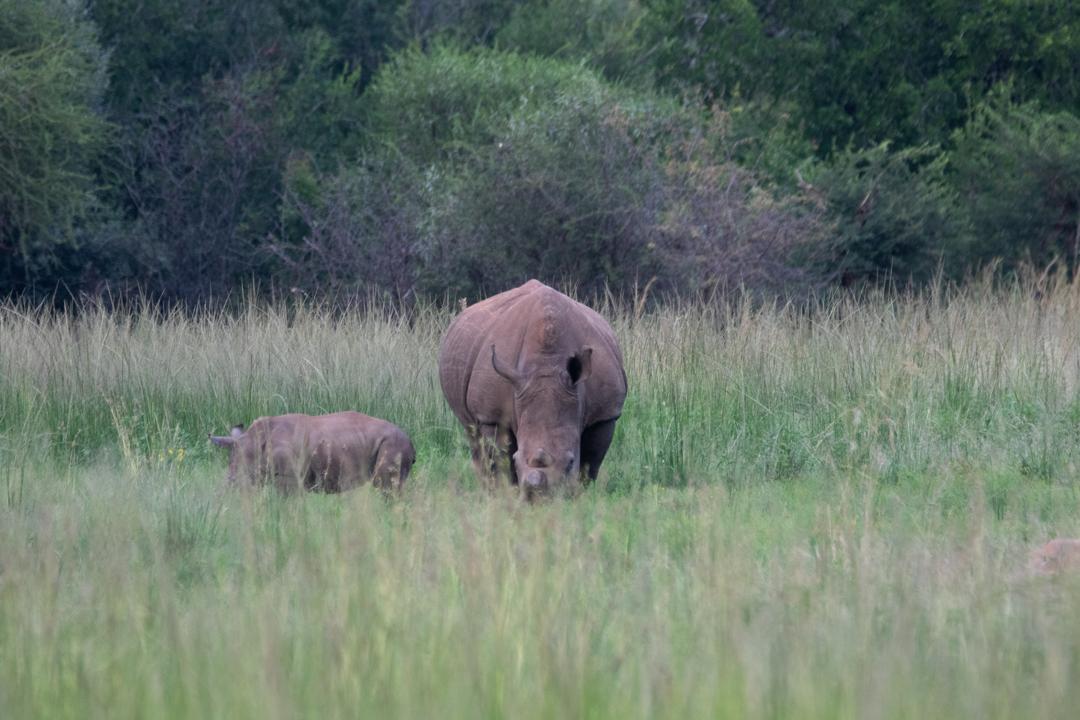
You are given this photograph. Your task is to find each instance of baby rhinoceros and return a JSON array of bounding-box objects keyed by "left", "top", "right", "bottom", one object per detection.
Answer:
[
  {"left": 1030, "top": 538, "right": 1080, "bottom": 575},
  {"left": 209, "top": 411, "right": 415, "bottom": 493}
]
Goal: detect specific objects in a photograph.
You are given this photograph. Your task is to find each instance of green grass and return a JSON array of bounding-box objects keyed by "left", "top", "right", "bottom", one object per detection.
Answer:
[{"left": 3, "top": 283, "right": 1080, "bottom": 718}]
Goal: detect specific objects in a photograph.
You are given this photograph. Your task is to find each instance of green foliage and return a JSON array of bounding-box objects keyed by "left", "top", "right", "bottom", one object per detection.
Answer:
[
  {"left": 419, "top": 90, "right": 671, "bottom": 296},
  {"left": 274, "top": 151, "right": 430, "bottom": 298},
  {"left": 763, "top": 1, "right": 968, "bottom": 153},
  {"left": 946, "top": 2, "right": 1080, "bottom": 116},
  {"left": 363, "top": 44, "right": 607, "bottom": 166},
  {"left": 93, "top": 19, "right": 370, "bottom": 300},
  {"left": 91, "top": 0, "right": 402, "bottom": 111},
  {"left": 721, "top": 101, "right": 818, "bottom": 190},
  {"left": 950, "top": 97, "right": 1080, "bottom": 273},
  {"left": 4, "top": 0, "right": 1080, "bottom": 300},
  {"left": 0, "top": 0, "right": 108, "bottom": 288},
  {"left": 77, "top": 1, "right": 399, "bottom": 299},
  {"left": 396, "top": 0, "right": 520, "bottom": 45},
  {"left": 496, "top": 0, "right": 649, "bottom": 83},
  {"left": 644, "top": 0, "right": 765, "bottom": 99},
  {"left": 273, "top": 29, "right": 367, "bottom": 164},
  {"left": 646, "top": 1, "right": 1080, "bottom": 154},
  {"left": 293, "top": 46, "right": 824, "bottom": 299},
  {"left": 804, "top": 143, "right": 969, "bottom": 284}
]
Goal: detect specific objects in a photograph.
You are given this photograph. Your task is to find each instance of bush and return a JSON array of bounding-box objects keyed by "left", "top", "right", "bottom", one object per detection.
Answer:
[
  {"left": 950, "top": 98, "right": 1080, "bottom": 274},
  {"left": 419, "top": 92, "right": 672, "bottom": 297},
  {"left": 0, "top": 0, "right": 108, "bottom": 291},
  {"left": 496, "top": 0, "right": 648, "bottom": 84},
  {"left": 426, "top": 93, "right": 826, "bottom": 298},
  {"left": 802, "top": 143, "right": 969, "bottom": 285},
  {"left": 284, "top": 46, "right": 828, "bottom": 300},
  {"left": 653, "top": 123, "right": 829, "bottom": 296},
  {"left": 271, "top": 152, "right": 430, "bottom": 300},
  {"left": 362, "top": 44, "right": 607, "bottom": 166},
  {"left": 397, "top": 0, "right": 519, "bottom": 45}
]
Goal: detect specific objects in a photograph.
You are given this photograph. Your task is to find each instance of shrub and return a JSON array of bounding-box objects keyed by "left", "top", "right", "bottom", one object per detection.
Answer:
[
  {"left": 802, "top": 143, "right": 969, "bottom": 285},
  {"left": 397, "top": 0, "right": 519, "bottom": 45},
  {"left": 287, "top": 46, "right": 828, "bottom": 300},
  {"left": 99, "top": 70, "right": 282, "bottom": 300},
  {"left": 418, "top": 93, "right": 671, "bottom": 297},
  {"left": 362, "top": 44, "right": 606, "bottom": 166},
  {"left": 495, "top": 0, "right": 649, "bottom": 84},
  {"left": 271, "top": 152, "right": 430, "bottom": 300},
  {"left": 653, "top": 124, "right": 829, "bottom": 296},
  {"left": 950, "top": 99, "right": 1080, "bottom": 274}
]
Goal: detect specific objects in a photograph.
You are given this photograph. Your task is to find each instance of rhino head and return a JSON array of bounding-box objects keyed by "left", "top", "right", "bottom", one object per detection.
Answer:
[
  {"left": 491, "top": 344, "right": 592, "bottom": 496},
  {"left": 208, "top": 424, "right": 250, "bottom": 484}
]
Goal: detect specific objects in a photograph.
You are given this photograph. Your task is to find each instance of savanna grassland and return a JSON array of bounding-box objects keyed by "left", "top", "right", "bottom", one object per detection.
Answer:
[{"left": 3, "top": 283, "right": 1080, "bottom": 719}]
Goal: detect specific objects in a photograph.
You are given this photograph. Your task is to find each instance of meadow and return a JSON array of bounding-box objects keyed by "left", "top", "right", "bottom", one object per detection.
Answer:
[{"left": 3, "top": 281, "right": 1080, "bottom": 719}]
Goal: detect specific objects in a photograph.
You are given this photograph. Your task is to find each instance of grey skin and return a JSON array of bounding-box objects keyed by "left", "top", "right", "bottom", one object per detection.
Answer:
[
  {"left": 438, "top": 279, "right": 627, "bottom": 496},
  {"left": 209, "top": 411, "right": 415, "bottom": 493}
]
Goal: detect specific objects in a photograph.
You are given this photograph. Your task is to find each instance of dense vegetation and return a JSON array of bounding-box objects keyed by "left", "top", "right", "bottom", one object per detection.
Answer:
[
  {"left": 4, "top": 281, "right": 1080, "bottom": 716},
  {"left": 3, "top": 0, "right": 1079, "bottom": 302}
]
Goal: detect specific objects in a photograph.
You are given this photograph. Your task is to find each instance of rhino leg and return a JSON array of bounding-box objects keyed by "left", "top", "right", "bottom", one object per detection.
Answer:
[
  {"left": 580, "top": 418, "right": 618, "bottom": 482},
  {"left": 466, "top": 425, "right": 490, "bottom": 480},
  {"left": 329, "top": 449, "right": 365, "bottom": 493},
  {"left": 272, "top": 448, "right": 306, "bottom": 494},
  {"left": 372, "top": 438, "right": 414, "bottom": 493},
  {"left": 469, "top": 424, "right": 515, "bottom": 490}
]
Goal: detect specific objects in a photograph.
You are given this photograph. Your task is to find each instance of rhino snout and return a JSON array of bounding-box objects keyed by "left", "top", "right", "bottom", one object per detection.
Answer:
[{"left": 524, "top": 470, "right": 548, "bottom": 490}]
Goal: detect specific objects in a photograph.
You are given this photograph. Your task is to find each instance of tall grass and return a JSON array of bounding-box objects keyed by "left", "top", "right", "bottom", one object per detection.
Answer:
[{"left": 3, "top": 281, "right": 1080, "bottom": 718}]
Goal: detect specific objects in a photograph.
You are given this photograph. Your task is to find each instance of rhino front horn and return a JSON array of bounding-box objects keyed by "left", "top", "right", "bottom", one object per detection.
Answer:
[{"left": 491, "top": 345, "right": 523, "bottom": 385}]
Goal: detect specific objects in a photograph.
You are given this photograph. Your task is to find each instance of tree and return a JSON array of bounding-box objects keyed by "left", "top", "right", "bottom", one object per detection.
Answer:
[{"left": 0, "top": 0, "right": 108, "bottom": 290}]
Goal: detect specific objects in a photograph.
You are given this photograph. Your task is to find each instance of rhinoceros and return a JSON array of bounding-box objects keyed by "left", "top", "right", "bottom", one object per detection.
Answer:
[
  {"left": 1030, "top": 538, "right": 1080, "bottom": 575},
  {"left": 438, "top": 279, "right": 627, "bottom": 495},
  {"left": 209, "top": 411, "right": 415, "bottom": 493}
]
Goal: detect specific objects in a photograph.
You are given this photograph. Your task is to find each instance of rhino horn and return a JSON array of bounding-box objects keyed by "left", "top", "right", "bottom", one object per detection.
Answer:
[{"left": 491, "top": 345, "right": 523, "bottom": 385}]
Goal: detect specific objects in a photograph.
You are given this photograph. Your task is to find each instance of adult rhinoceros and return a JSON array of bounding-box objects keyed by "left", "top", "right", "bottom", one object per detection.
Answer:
[{"left": 438, "top": 280, "right": 627, "bottom": 495}]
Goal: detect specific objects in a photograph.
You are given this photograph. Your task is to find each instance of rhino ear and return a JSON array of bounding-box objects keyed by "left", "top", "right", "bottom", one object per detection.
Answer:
[
  {"left": 568, "top": 346, "right": 593, "bottom": 385},
  {"left": 210, "top": 425, "right": 245, "bottom": 447},
  {"left": 491, "top": 345, "right": 523, "bottom": 385}
]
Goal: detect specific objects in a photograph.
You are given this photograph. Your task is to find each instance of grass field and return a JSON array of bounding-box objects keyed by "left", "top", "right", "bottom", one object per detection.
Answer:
[{"left": 3, "top": 282, "right": 1080, "bottom": 718}]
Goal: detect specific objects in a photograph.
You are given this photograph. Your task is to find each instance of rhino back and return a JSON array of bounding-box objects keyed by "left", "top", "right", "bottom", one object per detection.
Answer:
[{"left": 292, "top": 412, "right": 404, "bottom": 489}]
